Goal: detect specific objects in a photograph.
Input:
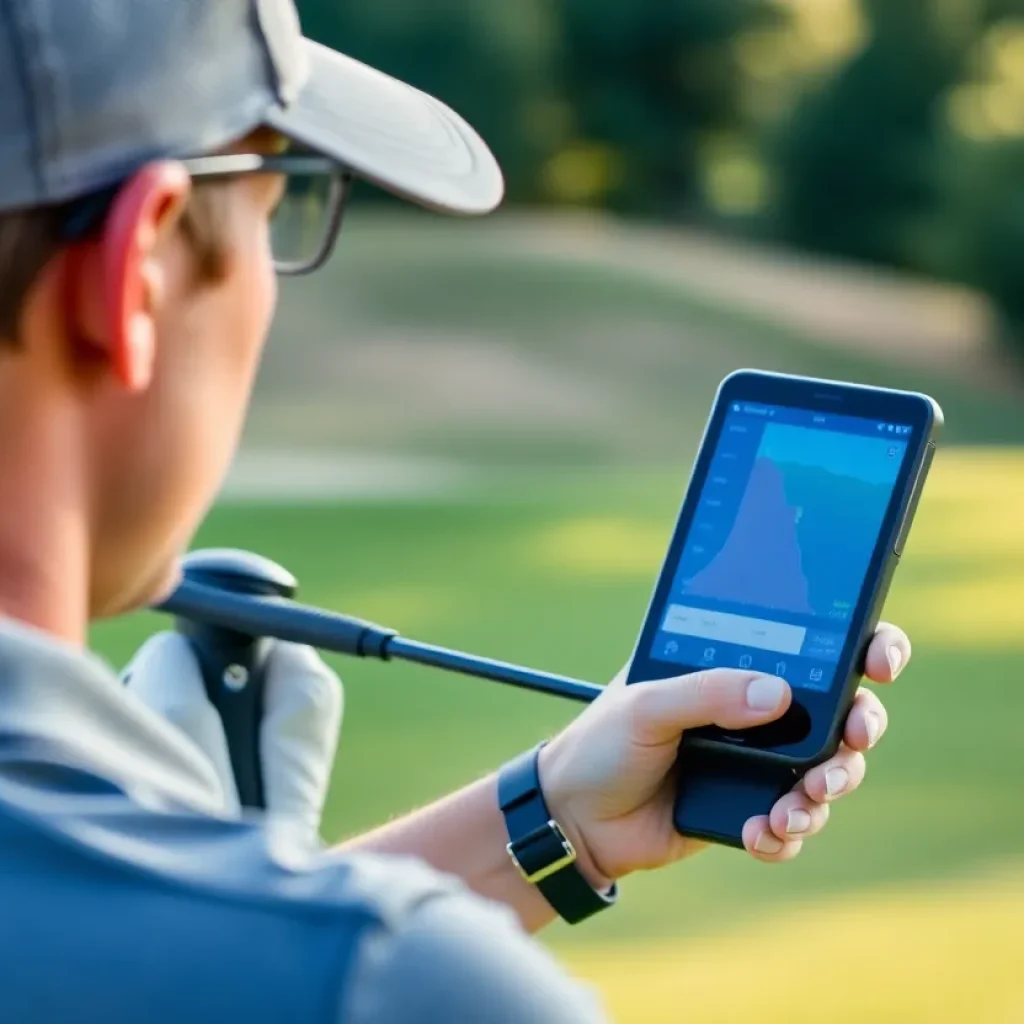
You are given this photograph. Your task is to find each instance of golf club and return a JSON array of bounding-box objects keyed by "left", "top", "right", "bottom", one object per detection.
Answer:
[{"left": 155, "top": 549, "right": 605, "bottom": 808}]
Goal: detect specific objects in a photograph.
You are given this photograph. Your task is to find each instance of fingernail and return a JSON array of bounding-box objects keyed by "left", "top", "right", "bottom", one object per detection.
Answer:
[
  {"left": 746, "top": 676, "right": 787, "bottom": 711},
  {"left": 865, "top": 711, "right": 882, "bottom": 748},
  {"left": 786, "top": 809, "right": 812, "bottom": 835},
  {"left": 754, "top": 831, "right": 785, "bottom": 855},
  {"left": 887, "top": 646, "right": 904, "bottom": 679},
  {"left": 826, "top": 767, "right": 849, "bottom": 797}
]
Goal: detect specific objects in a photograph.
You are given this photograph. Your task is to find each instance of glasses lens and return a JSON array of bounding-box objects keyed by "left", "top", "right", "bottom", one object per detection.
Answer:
[{"left": 270, "top": 171, "right": 334, "bottom": 273}]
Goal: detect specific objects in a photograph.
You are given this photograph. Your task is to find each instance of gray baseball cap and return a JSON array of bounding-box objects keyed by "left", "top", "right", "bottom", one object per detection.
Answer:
[{"left": 0, "top": 0, "right": 504, "bottom": 216}]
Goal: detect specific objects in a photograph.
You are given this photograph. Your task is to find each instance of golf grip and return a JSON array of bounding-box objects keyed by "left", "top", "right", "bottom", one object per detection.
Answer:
[
  {"left": 175, "top": 619, "right": 271, "bottom": 809},
  {"left": 168, "top": 550, "right": 301, "bottom": 810}
]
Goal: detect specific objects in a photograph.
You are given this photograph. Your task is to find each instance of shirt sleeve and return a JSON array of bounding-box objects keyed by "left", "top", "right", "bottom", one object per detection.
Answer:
[{"left": 340, "top": 889, "right": 611, "bottom": 1024}]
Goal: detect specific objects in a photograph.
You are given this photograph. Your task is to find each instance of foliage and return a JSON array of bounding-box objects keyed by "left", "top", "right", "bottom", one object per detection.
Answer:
[
  {"left": 297, "top": 0, "right": 560, "bottom": 202},
  {"left": 938, "top": 136, "right": 1024, "bottom": 361},
  {"left": 294, "top": 0, "right": 1024, "bottom": 357},
  {"left": 549, "top": 0, "right": 779, "bottom": 216},
  {"left": 768, "top": 1, "right": 964, "bottom": 268}
]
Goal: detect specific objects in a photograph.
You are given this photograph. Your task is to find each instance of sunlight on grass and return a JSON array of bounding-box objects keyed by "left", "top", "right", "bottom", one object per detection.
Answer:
[
  {"left": 886, "top": 448, "right": 1024, "bottom": 647},
  {"left": 904, "top": 448, "right": 1024, "bottom": 562},
  {"left": 89, "top": 446, "right": 1024, "bottom": 1023},
  {"left": 530, "top": 515, "right": 669, "bottom": 578},
  {"left": 529, "top": 447, "right": 1024, "bottom": 649},
  {"left": 537, "top": 448, "right": 1024, "bottom": 1021},
  {"left": 563, "top": 863, "right": 1024, "bottom": 1024},
  {"left": 887, "top": 571, "right": 1024, "bottom": 647}
]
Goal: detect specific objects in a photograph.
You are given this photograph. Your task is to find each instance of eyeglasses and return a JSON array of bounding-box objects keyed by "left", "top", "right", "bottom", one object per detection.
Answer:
[{"left": 58, "top": 152, "right": 353, "bottom": 276}]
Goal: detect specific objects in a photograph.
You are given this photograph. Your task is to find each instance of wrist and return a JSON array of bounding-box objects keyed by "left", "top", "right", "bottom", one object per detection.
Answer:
[
  {"left": 498, "top": 742, "right": 618, "bottom": 926},
  {"left": 537, "top": 741, "right": 614, "bottom": 893}
]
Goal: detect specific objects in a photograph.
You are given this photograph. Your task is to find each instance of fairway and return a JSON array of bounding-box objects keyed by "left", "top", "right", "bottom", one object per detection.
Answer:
[
  {"left": 90, "top": 445, "right": 1024, "bottom": 1022},
  {"left": 565, "top": 867, "right": 1024, "bottom": 1024}
]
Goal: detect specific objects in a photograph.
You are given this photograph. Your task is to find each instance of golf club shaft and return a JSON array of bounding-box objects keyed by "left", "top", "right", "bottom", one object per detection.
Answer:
[
  {"left": 385, "top": 636, "right": 601, "bottom": 703},
  {"left": 158, "top": 578, "right": 604, "bottom": 705}
]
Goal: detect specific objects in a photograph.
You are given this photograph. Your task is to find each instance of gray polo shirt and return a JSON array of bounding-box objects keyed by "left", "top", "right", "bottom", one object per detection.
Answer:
[{"left": 0, "top": 618, "right": 608, "bottom": 1023}]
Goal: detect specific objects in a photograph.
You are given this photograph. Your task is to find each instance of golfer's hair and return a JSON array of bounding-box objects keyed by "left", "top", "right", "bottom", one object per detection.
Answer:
[
  {"left": 0, "top": 184, "right": 231, "bottom": 347},
  {"left": 0, "top": 208, "right": 59, "bottom": 343}
]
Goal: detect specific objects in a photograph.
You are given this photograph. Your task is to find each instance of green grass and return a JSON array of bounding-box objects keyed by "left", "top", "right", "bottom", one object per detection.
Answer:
[
  {"left": 248, "top": 211, "right": 1024, "bottom": 464},
  {"left": 566, "top": 869, "right": 1024, "bottom": 1023},
  {"left": 87, "top": 213, "right": 1024, "bottom": 1020},
  {"left": 90, "top": 450, "right": 1024, "bottom": 976}
]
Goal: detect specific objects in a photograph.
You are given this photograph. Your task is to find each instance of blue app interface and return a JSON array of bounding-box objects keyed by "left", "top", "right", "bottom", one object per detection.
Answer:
[{"left": 651, "top": 403, "right": 911, "bottom": 691}]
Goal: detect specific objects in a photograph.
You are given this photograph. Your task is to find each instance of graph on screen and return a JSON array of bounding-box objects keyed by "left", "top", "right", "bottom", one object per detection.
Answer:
[{"left": 682, "top": 423, "right": 904, "bottom": 618}]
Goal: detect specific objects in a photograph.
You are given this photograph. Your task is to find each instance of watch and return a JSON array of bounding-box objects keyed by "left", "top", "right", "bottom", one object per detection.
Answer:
[{"left": 497, "top": 743, "right": 618, "bottom": 925}]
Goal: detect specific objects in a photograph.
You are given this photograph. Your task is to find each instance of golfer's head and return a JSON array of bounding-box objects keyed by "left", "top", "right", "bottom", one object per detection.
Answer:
[{"left": 0, "top": 0, "right": 502, "bottom": 619}]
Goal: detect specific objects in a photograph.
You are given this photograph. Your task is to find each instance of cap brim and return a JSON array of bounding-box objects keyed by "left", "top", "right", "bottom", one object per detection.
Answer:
[{"left": 265, "top": 39, "right": 505, "bottom": 216}]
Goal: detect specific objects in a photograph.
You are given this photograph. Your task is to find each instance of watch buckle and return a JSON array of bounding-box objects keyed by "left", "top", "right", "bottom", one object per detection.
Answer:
[{"left": 507, "top": 819, "right": 578, "bottom": 884}]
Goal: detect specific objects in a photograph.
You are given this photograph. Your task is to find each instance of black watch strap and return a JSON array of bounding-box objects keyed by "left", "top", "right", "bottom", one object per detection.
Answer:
[
  {"left": 497, "top": 743, "right": 618, "bottom": 925},
  {"left": 673, "top": 743, "right": 800, "bottom": 849}
]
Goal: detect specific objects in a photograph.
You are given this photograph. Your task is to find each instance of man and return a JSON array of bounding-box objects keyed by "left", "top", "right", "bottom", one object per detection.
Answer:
[{"left": 0, "top": 0, "right": 910, "bottom": 1020}]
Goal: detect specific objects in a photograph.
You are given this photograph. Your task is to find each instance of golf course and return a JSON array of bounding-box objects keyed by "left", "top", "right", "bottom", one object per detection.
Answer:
[{"left": 91, "top": 211, "right": 1024, "bottom": 1023}]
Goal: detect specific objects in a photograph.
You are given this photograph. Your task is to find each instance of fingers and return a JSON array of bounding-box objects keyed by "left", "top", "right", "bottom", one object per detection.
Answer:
[
  {"left": 800, "top": 746, "right": 867, "bottom": 805},
  {"left": 744, "top": 748, "right": 864, "bottom": 861},
  {"left": 742, "top": 816, "right": 804, "bottom": 863},
  {"left": 630, "top": 670, "right": 792, "bottom": 746},
  {"left": 121, "top": 633, "right": 344, "bottom": 832},
  {"left": 745, "top": 784, "right": 833, "bottom": 859},
  {"left": 863, "top": 622, "right": 911, "bottom": 684},
  {"left": 260, "top": 642, "right": 343, "bottom": 831},
  {"left": 743, "top": 744, "right": 869, "bottom": 861},
  {"left": 843, "top": 687, "right": 889, "bottom": 753},
  {"left": 734, "top": 621, "right": 909, "bottom": 865},
  {"left": 771, "top": 787, "right": 832, "bottom": 840},
  {"left": 121, "top": 631, "right": 241, "bottom": 812},
  {"left": 744, "top": 778, "right": 836, "bottom": 858}
]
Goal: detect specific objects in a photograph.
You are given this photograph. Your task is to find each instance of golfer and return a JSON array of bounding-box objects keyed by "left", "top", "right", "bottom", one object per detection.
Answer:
[{"left": 0, "top": 1, "right": 910, "bottom": 1020}]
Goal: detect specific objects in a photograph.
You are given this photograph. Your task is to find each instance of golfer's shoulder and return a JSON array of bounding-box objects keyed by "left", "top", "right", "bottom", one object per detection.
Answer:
[
  {"left": 179, "top": 823, "right": 611, "bottom": 1023},
  {"left": 258, "top": 837, "right": 610, "bottom": 1023},
  {"left": 0, "top": 790, "right": 606, "bottom": 1023},
  {"left": 150, "top": 818, "right": 608, "bottom": 1023},
  {"left": 328, "top": 856, "right": 610, "bottom": 1023}
]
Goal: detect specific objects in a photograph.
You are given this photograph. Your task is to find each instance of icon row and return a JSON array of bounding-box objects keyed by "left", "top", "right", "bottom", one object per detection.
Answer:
[{"left": 661, "top": 640, "right": 826, "bottom": 684}]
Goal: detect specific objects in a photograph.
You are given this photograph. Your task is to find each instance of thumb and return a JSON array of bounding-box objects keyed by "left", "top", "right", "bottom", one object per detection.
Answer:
[
  {"left": 629, "top": 670, "right": 791, "bottom": 746},
  {"left": 260, "top": 642, "right": 343, "bottom": 835}
]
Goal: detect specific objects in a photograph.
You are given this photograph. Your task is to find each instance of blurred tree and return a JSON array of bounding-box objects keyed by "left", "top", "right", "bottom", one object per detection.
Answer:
[
  {"left": 549, "top": 0, "right": 780, "bottom": 218},
  {"left": 943, "top": 138, "right": 1024, "bottom": 359},
  {"left": 296, "top": 0, "right": 561, "bottom": 204},
  {"left": 768, "top": 0, "right": 966, "bottom": 269},
  {"left": 932, "top": 14, "right": 1024, "bottom": 360},
  {"left": 293, "top": 0, "right": 1024, "bottom": 367}
]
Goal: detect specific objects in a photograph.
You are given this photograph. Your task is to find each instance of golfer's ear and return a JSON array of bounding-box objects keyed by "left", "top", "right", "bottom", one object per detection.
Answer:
[{"left": 69, "top": 161, "right": 191, "bottom": 392}]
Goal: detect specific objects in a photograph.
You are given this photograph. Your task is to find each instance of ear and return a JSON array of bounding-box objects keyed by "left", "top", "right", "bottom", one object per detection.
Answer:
[{"left": 70, "top": 162, "right": 191, "bottom": 392}]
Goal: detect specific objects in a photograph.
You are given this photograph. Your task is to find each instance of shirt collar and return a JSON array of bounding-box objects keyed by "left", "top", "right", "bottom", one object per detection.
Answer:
[{"left": 0, "top": 616, "right": 233, "bottom": 817}]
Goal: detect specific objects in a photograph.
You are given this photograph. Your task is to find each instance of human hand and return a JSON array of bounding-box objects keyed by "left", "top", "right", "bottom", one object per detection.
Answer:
[
  {"left": 538, "top": 623, "right": 910, "bottom": 886},
  {"left": 121, "top": 632, "right": 342, "bottom": 835}
]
